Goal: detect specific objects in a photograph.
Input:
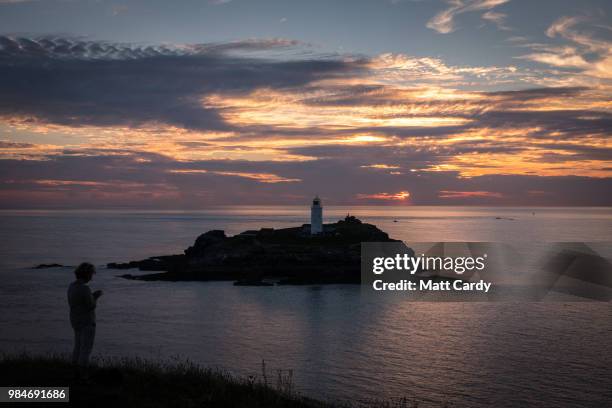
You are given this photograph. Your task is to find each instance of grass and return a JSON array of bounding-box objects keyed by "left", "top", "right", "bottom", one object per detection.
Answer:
[
  {"left": 0, "top": 354, "right": 433, "bottom": 407},
  {"left": 0, "top": 354, "right": 335, "bottom": 408}
]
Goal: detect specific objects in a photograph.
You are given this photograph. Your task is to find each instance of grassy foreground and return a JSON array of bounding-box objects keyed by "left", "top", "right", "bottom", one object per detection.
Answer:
[{"left": 0, "top": 354, "right": 336, "bottom": 408}]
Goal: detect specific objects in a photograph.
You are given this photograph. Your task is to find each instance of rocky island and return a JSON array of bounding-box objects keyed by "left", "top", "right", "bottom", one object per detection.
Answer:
[{"left": 109, "top": 215, "right": 398, "bottom": 284}]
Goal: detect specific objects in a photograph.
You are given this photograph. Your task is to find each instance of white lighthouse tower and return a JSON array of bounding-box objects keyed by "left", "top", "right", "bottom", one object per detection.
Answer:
[{"left": 310, "top": 196, "right": 323, "bottom": 235}]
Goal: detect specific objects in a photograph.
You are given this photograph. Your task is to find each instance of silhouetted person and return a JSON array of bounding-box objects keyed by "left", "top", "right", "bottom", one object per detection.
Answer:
[{"left": 68, "top": 262, "right": 103, "bottom": 380}]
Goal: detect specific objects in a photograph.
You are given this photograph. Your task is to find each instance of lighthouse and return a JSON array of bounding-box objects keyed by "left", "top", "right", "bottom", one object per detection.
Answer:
[{"left": 310, "top": 196, "right": 323, "bottom": 235}]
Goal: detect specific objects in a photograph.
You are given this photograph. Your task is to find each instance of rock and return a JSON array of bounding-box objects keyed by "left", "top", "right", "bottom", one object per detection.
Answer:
[
  {"left": 107, "top": 261, "right": 140, "bottom": 270},
  {"left": 114, "top": 216, "right": 400, "bottom": 284},
  {"left": 233, "top": 279, "right": 274, "bottom": 286},
  {"left": 185, "top": 230, "right": 227, "bottom": 257},
  {"left": 33, "top": 263, "right": 65, "bottom": 269},
  {"left": 107, "top": 255, "right": 186, "bottom": 271}
]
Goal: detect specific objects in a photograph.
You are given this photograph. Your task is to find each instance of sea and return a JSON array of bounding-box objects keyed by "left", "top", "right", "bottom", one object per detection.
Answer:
[{"left": 0, "top": 207, "right": 611, "bottom": 407}]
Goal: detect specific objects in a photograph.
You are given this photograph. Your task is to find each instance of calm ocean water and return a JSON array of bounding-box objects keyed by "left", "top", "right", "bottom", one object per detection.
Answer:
[{"left": 0, "top": 207, "right": 611, "bottom": 407}]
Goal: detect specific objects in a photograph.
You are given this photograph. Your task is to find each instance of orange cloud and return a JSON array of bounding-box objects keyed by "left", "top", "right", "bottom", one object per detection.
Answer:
[
  {"left": 168, "top": 169, "right": 301, "bottom": 183},
  {"left": 357, "top": 191, "right": 411, "bottom": 201},
  {"left": 360, "top": 164, "right": 400, "bottom": 169},
  {"left": 438, "top": 190, "right": 503, "bottom": 198},
  {"left": 213, "top": 171, "right": 301, "bottom": 183}
]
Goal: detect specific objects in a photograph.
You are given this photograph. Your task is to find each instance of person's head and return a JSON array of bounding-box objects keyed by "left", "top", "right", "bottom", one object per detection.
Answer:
[{"left": 74, "top": 262, "right": 95, "bottom": 282}]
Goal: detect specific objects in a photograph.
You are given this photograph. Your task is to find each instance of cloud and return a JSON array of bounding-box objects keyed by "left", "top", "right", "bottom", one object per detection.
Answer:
[
  {"left": 484, "top": 86, "right": 589, "bottom": 100},
  {"left": 518, "top": 15, "right": 612, "bottom": 80},
  {"left": 0, "top": 140, "right": 35, "bottom": 148},
  {"left": 0, "top": 0, "right": 37, "bottom": 3},
  {"left": 438, "top": 190, "right": 503, "bottom": 198},
  {"left": 360, "top": 164, "right": 401, "bottom": 169},
  {"left": 546, "top": 16, "right": 583, "bottom": 38},
  {"left": 427, "top": 0, "right": 510, "bottom": 34},
  {"left": 111, "top": 4, "right": 128, "bottom": 16},
  {"left": 167, "top": 168, "right": 300, "bottom": 182},
  {"left": 356, "top": 191, "right": 411, "bottom": 201},
  {"left": 481, "top": 10, "right": 510, "bottom": 31},
  {"left": 0, "top": 36, "right": 362, "bottom": 131},
  {"left": 209, "top": 171, "right": 301, "bottom": 183},
  {"left": 1, "top": 149, "right": 610, "bottom": 207},
  {"left": 368, "top": 53, "right": 520, "bottom": 84},
  {"left": 0, "top": 36, "right": 610, "bottom": 207}
]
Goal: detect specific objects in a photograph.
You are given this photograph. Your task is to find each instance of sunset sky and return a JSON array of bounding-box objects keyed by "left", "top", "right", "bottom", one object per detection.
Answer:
[{"left": 0, "top": 0, "right": 611, "bottom": 207}]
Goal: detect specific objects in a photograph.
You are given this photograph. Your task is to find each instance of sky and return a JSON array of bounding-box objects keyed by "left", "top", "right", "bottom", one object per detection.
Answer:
[{"left": 0, "top": 0, "right": 611, "bottom": 207}]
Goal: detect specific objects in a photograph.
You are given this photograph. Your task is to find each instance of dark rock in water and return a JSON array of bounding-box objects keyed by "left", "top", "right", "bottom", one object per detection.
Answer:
[
  {"left": 119, "top": 272, "right": 178, "bottom": 281},
  {"left": 114, "top": 216, "right": 398, "bottom": 284},
  {"left": 185, "top": 230, "right": 227, "bottom": 258},
  {"left": 107, "top": 255, "right": 186, "bottom": 272},
  {"left": 233, "top": 279, "right": 274, "bottom": 286},
  {"left": 107, "top": 261, "right": 140, "bottom": 270},
  {"left": 33, "top": 263, "right": 65, "bottom": 269}
]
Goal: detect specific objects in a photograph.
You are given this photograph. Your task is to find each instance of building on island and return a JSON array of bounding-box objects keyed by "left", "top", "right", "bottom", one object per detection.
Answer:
[
  {"left": 305, "top": 196, "right": 359, "bottom": 237},
  {"left": 234, "top": 197, "right": 369, "bottom": 241},
  {"left": 310, "top": 195, "right": 323, "bottom": 235}
]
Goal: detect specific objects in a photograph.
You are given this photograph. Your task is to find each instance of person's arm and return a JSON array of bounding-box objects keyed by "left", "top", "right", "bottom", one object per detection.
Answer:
[{"left": 82, "top": 285, "right": 98, "bottom": 310}]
